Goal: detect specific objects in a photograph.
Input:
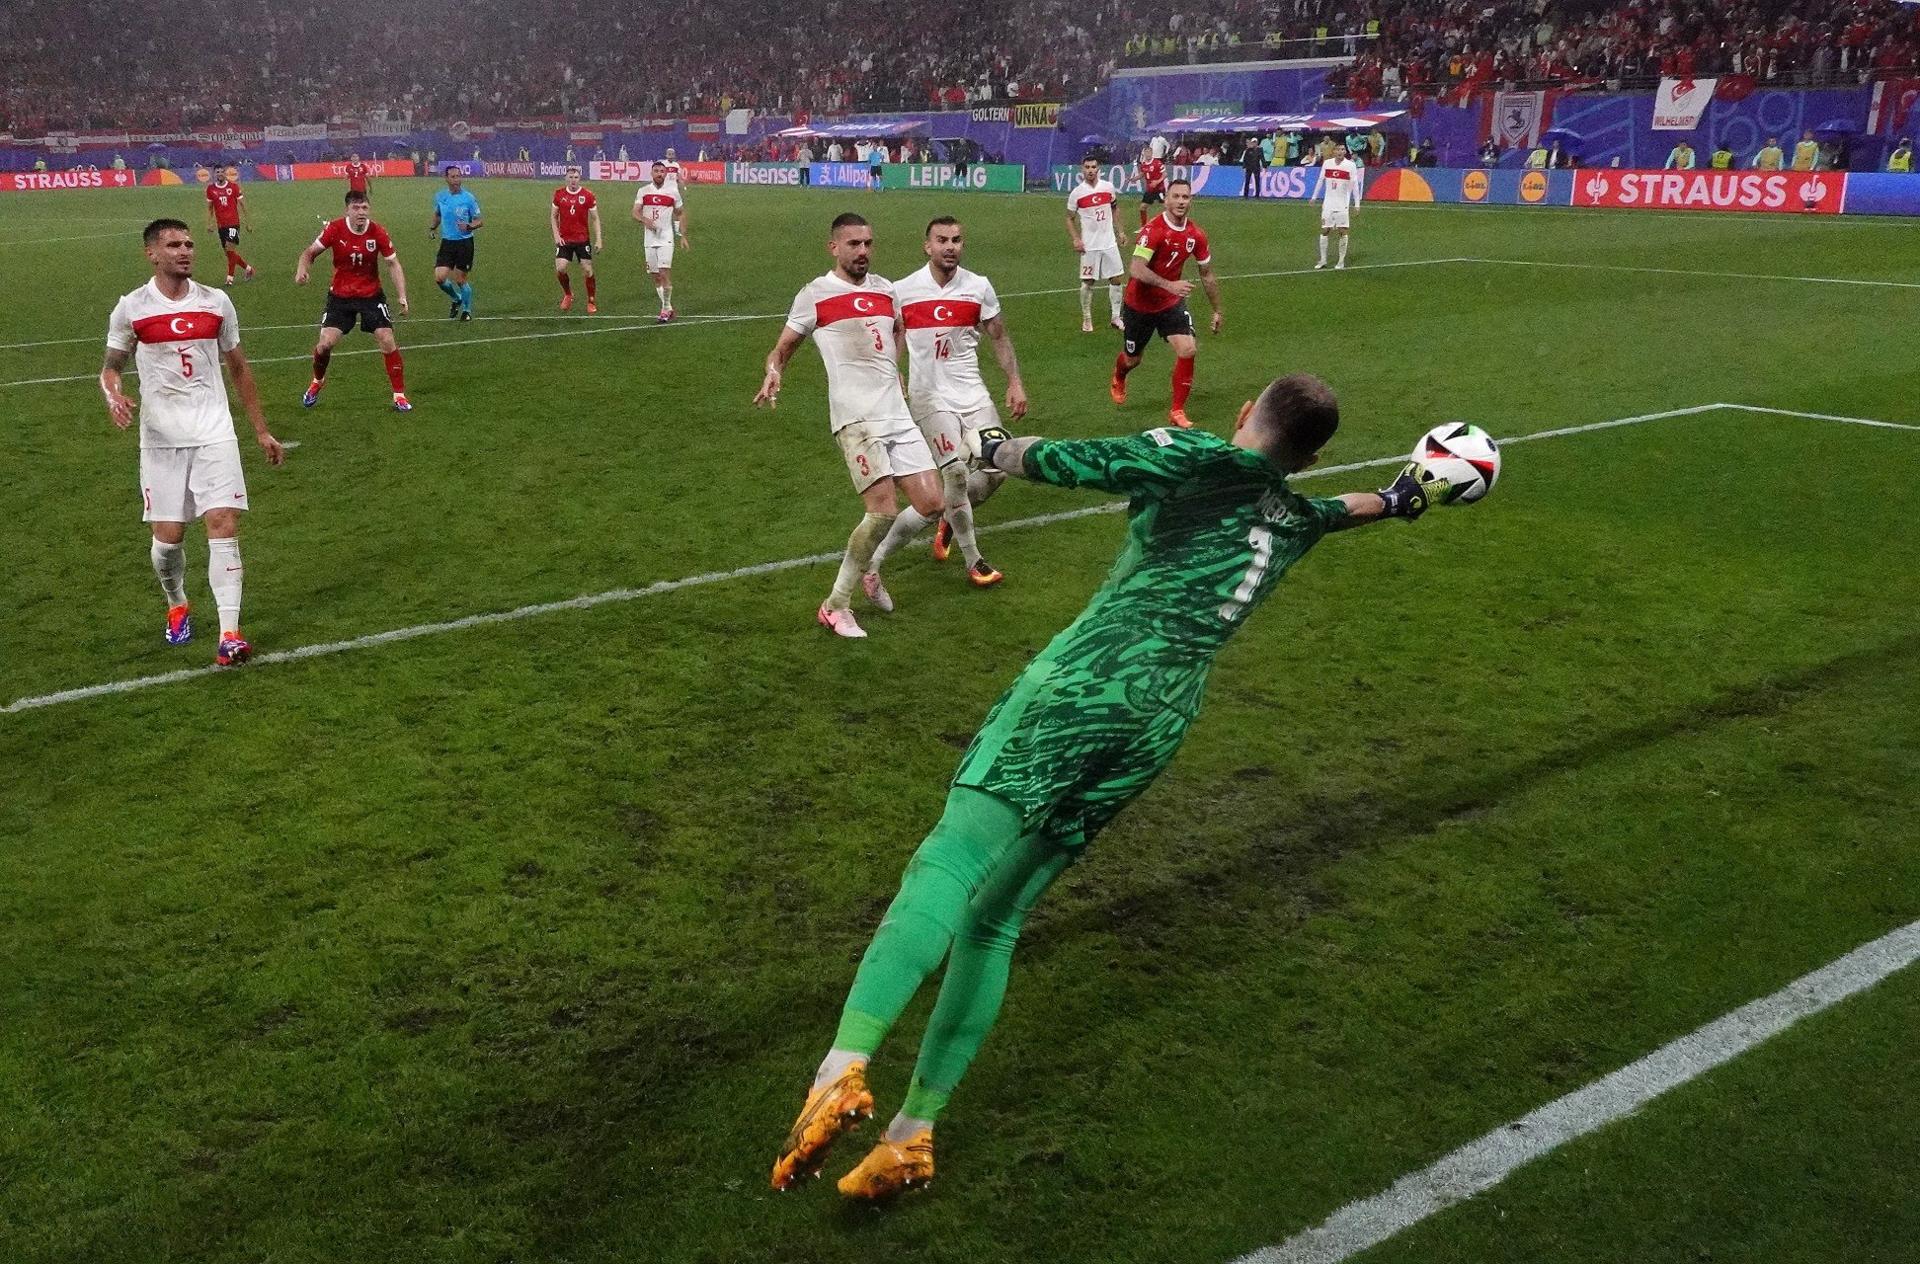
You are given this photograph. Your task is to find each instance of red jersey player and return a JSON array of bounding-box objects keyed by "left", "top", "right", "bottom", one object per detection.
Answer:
[
  {"left": 1137, "top": 143, "right": 1168, "bottom": 229},
  {"left": 203, "top": 167, "right": 254, "bottom": 286},
  {"left": 294, "top": 190, "right": 413, "bottom": 411},
  {"left": 551, "top": 165, "right": 603, "bottom": 312},
  {"left": 1111, "top": 178, "right": 1222, "bottom": 429},
  {"left": 344, "top": 152, "right": 372, "bottom": 195}
]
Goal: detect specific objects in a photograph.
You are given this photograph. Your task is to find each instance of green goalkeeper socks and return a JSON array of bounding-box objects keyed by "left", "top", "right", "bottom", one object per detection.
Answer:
[{"left": 832, "top": 787, "right": 1024, "bottom": 1055}]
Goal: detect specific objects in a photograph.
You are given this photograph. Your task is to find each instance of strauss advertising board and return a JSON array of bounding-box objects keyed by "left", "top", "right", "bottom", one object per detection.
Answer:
[{"left": 1571, "top": 169, "right": 1845, "bottom": 214}]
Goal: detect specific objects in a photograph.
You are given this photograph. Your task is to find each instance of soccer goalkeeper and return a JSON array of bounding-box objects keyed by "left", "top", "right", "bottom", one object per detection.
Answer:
[{"left": 772, "top": 373, "right": 1452, "bottom": 1199}]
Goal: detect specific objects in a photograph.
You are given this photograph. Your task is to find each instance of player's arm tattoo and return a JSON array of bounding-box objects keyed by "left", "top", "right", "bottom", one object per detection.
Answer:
[
  {"left": 100, "top": 347, "right": 129, "bottom": 376},
  {"left": 982, "top": 315, "right": 1024, "bottom": 387},
  {"left": 989, "top": 436, "right": 1041, "bottom": 476},
  {"left": 1199, "top": 264, "right": 1222, "bottom": 313},
  {"left": 1127, "top": 255, "right": 1166, "bottom": 289}
]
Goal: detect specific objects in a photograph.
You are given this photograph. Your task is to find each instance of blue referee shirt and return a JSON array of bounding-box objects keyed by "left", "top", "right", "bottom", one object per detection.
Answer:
[{"left": 434, "top": 188, "right": 481, "bottom": 240}]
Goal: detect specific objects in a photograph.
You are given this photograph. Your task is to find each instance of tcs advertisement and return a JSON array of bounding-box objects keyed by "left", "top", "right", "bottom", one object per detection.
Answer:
[{"left": 1571, "top": 169, "right": 1845, "bottom": 214}]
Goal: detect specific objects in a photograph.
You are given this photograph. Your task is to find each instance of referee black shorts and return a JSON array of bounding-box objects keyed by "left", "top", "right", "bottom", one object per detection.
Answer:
[{"left": 434, "top": 237, "right": 475, "bottom": 272}]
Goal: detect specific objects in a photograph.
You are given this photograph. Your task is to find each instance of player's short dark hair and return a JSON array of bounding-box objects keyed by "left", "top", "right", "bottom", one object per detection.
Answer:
[
  {"left": 925, "top": 215, "right": 961, "bottom": 237},
  {"left": 830, "top": 212, "right": 870, "bottom": 235},
  {"left": 1255, "top": 374, "right": 1339, "bottom": 464},
  {"left": 143, "top": 218, "right": 190, "bottom": 245},
  {"left": 345, "top": 190, "right": 369, "bottom": 205},
  {"left": 443, "top": 163, "right": 460, "bottom": 173},
  {"left": 1168, "top": 177, "right": 1192, "bottom": 191},
  {"left": 1082, "top": 154, "right": 1101, "bottom": 163}
]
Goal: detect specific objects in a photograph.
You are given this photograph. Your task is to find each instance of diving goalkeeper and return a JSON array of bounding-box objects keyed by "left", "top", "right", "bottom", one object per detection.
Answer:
[{"left": 771, "top": 373, "right": 1452, "bottom": 1199}]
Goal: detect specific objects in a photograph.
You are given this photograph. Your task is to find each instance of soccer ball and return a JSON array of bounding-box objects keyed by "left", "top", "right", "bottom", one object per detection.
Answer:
[{"left": 1412, "top": 422, "right": 1500, "bottom": 504}]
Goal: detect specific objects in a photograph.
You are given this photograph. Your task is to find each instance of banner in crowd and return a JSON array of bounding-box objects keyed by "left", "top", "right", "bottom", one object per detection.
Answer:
[
  {"left": 687, "top": 116, "right": 722, "bottom": 136},
  {"left": 1571, "top": 168, "right": 1843, "bottom": 213},
  {"left": 1014, "top": 103, "right": 1062, "bottom": 128},
  {"left": 879, "top": 163, "right": 1024, "bottom": 191},
  {"left": 1652, "top": 77, "right": 1717, "bottom": 130},
  {"left": 971, "top": 106, "right": 1012, "bottom": 122},
  {"left": 1867, "top": 77, "right": 1920, "bottom": 136},
  {"left": 2, "top": 169, "right": 137, "bottom": 191},
  {"left": 264, "top": 123, "right": 328, "bottom": 142},
  {"left": 1488, "top": 91, "right": 1548, "bottom": 149}
]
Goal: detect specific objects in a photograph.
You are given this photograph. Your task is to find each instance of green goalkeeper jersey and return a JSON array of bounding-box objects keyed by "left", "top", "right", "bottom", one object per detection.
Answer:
[{"left": 1020, "top": 427, "right": 1351, "bottom": 717}]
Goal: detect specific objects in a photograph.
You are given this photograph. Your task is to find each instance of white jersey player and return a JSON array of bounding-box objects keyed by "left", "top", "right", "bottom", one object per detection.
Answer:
[
  {"left": 99, "top": 217, "right": 285, "bottom": 666},
  {"left": 1314, "top": 140, "right": 1362, "bottom": 270},
  {"left": 632, "top": 167, "right": 689, "bottom": 321},
  {"left": 655, "top": 148, "right": 684, "bottom": 193},
  {"left": 1065, "top": 155, "right": 1126, "bottom": 332},
  {"left": 866, "top": 215, "right": 1030, "bottom": 594},
  {"left": 753, "top": 212, "right": 946, "bottom": 639}
]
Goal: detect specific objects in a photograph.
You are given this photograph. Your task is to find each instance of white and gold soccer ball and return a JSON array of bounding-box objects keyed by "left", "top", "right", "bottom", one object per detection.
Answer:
[{"left": 1412, "top": 422, "right": 1501, "bottom": 504}]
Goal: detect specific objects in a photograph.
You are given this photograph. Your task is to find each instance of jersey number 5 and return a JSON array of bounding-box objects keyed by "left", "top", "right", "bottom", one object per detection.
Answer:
[{"left": 177, "top": 348, "right": 195, "bottom": 379}]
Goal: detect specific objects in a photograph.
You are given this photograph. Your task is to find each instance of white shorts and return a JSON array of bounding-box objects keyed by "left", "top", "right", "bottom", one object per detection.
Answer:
[
  {"left": 645, "top": 242, "right": 675, "bottom": 272},
  {"left": 141, "top": 440, "right": 247, "bottom": 522},
  {"left": 1320, "top": 205, "right": 1351, "bottom": 229},
  {"left": 1079, "top": 245, "right": 1123, "bottom": 282},
  {"left": 835, "top": 416, "right": 935, "bottom": 492},
  {"left": 910, "top": 398, "right": 1000, "bottom": 469}
]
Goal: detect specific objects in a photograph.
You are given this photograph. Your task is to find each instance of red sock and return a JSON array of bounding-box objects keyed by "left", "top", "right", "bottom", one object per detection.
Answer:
[
  {"left": 311, "top": 346, "right": 331, "bottom": 381},
  {"left": 224, "top": 249, "right": 241, "bottom": 274},
  {"left": 558, "top": 271, "right": 572, "bottom": 296},
  {"left": 585, "top": 274, "right": 596, "bottom": 300},
  {"left": 1113, "top": 353, "right": 1134, "bottom": 382},
  {"left": 383, "top": 349, "right": 405, "bottom": 393},
  {"left": 1171, "top": 356, "right": 1194, "bottom": 410}
]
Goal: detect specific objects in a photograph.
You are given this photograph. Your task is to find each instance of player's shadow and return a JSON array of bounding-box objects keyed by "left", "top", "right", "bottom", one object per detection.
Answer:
[{"left": 515, "top": 627, "right": 1920, "bottom": 1250}]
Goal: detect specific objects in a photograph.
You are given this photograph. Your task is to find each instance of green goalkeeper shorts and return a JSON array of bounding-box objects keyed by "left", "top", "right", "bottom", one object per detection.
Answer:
[{"left": 952, "top": 656, "right": 1192, "bottom": 848}]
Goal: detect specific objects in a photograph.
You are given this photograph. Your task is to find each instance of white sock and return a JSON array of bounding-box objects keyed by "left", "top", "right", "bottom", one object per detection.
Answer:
[
  {"left": 1108, "top": 284, "right": 1123, "bottom": 319},
  {"left": 885, "top": 1112, "right": 934, "bottom": 1143},
  {"left": 150, "top": 538, "right": 187, "bottom": 606},
  {"left": 1338, "top": 235, "right": 1349, "bottom": 265},
  {"left": 1318, "top": 234, "right": 1328, "bottom": 264},
  {"left": 207, "top": 536, "right": 243, "bottom": 634},
  {"left": 663, "top": 285, "right": 673, "bottom": 308},
  {"left": 967, "top": 468, "right": 1006, "bottom": 506},
  {"left": 869, "top": 504, "right": 932, "bottom": 571},
  {"left": 1079, "top": 282, "right": 1093, "bottom": 321},
  {"left": 827, "top": 513, "right": 895, "bottom": 608},
  {"left": 939, "top": 463, "right": 982, "bottom": 566},
  {"left": 814, "top": 1048, "right": 868, "bottom": 1090},
  {"left": 655, "top": 284, "right": 667, "bottom": 309}
]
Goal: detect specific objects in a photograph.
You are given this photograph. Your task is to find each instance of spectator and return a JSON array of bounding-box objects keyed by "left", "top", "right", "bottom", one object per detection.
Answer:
[
  {"left": 1890, "top": 136, "right": 1914, "bottom": 171},
  {"left": 1479, "top": 138, "right": 1501, "bottom": 167},
  {"left": 1547, "top": 140, "right": 1573, "bottom": 168},
  {"left": 1753, "top": 135, "right": 1785, "bottom": 169},
  {"left": 1664, "top": 139, "right": 1697, "bottom": 169}
]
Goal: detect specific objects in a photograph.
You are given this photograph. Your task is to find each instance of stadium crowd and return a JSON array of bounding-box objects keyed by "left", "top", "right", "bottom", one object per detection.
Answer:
[{"left": 2, "top": 0, "right": 1916, "bottom": 133}]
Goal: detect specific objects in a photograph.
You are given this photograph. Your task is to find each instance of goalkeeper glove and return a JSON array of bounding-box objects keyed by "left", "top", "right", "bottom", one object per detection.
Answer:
[
  {"left": 973, "top": 425, "right": 1013, "bottom": 468},
  {"left": 1376, "top": 462, "right": 1450, "bottom": 521}
]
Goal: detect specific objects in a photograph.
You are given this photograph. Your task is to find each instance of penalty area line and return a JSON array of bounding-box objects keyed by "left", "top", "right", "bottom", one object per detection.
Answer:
[
  {"left": 3, "top": 401, "right": 1909, "bottom": 716},
  {"left": 1233, "top": 917, "right": 1920, "bottom": 1264}
]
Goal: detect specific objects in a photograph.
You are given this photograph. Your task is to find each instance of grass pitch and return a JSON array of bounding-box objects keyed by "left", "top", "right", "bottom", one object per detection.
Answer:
[{"left": 2, "top": 179, "right": 1916, "bottom": 1263}]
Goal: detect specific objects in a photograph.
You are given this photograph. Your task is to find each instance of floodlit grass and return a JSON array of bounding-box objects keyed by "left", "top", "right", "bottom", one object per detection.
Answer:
[{"left": 2, "top": 179, "right": 1915, "bottom": 1264}]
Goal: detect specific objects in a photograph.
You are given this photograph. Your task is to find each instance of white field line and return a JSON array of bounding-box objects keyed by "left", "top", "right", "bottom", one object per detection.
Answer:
[
  {"left": 10, "top": 400, "right": 1900, "bottom": 716},
  {"left": 1721, "top": 402, "right": 1920, "bottom": 432},
  {"left": 1236, "top": 917, "right": 1920, "bottom": 1264},
  {"left": 0, "top": 258, "right": 1475, "bottom": 383},
  {"left": 1467, "top": 255, "right": 1920, "bottom": 291},
  {"left": 0, "top": 229, "right": 160, "bottom": 247},
  {"left": 0, "top": 311, "right": 752, "bottom": 351}
]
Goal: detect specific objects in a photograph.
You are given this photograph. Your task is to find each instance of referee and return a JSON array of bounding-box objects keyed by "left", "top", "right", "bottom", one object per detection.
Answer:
[{"left": 429, "top": 165, "right": 483, "bottom": 320}]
